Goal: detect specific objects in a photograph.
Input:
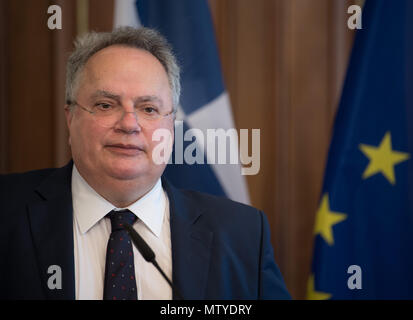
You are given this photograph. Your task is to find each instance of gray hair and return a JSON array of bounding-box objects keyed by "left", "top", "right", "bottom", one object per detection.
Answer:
[{"left": 65, "top": 26, "right": 181, "bottom": 109}]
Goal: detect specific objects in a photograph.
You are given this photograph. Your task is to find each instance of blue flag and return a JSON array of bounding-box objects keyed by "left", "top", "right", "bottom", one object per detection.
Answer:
[
  {"left": 309, "top": 0, "right": 413, "bottom": 299},
  {"left": 114, "top": 0, "right": 250, "bottom": 204}
]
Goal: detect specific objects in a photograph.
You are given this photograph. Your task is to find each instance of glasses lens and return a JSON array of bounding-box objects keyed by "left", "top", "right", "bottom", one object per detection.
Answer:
[{"left": 90, "top": 106, "right": 173, "bottom": 128}]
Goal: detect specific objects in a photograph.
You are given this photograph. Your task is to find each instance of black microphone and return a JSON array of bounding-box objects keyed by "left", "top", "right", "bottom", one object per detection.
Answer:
[{"left": 123, "top": 223, "right": 183, "bottom": 300}]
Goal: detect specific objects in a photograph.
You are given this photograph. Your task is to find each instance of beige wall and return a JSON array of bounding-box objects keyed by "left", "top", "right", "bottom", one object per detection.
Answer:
[{"left": 0, "top": 0, "right": 356, "bottom": 299}]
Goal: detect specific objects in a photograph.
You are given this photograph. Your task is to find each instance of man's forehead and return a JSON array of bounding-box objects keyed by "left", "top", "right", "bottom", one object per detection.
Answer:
[
  {"left": 80, "top": 45, "right": 168, "bottom": 85},
  {"left": 76, "top": 45, "right": 172, "bottom": 106},
  {"left": 87, "top": 45, "right": 159, "bottom": 67}
]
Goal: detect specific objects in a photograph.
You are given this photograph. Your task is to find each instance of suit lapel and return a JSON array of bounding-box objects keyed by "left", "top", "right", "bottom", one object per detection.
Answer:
[
  {"left": 163, "top": 179, "right": 213, "bottom": 300},
  {"left": 27, "top": 162, "right": 75, "bottom": 300}
]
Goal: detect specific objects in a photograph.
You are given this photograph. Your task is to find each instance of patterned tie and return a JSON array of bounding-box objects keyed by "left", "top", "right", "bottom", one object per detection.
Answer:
[{"left": 103, "top": 209, "right": 138, "bottom": 300}]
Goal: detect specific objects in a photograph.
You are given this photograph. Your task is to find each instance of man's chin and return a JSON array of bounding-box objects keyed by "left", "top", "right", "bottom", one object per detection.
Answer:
[
  {"left": 101, "top": 156, "right": 149, "bottom": 179},
  {"left": 106, "top": 167, "right": 146, "bottom": 180},
  {"left": 102, "top": 159, "right": 165, "bottom": 182}
]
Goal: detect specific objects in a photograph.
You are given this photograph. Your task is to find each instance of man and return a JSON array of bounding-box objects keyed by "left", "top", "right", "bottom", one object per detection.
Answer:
[{"left": 0, "top": 27, "right": 290, "bottom": 300}]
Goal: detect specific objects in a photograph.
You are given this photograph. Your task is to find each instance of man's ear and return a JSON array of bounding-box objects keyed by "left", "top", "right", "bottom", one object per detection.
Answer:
[
  {"left": 64, "top": 105, "right": 73, "bottom": 146},
  {"left": 64, "top": 105, "right": 73, "bottom": 127}
]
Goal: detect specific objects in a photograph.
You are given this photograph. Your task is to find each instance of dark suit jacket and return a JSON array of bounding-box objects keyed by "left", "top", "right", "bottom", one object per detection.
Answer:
[{"left": 0, "top": 161, "right": 290, "bottom": 300}]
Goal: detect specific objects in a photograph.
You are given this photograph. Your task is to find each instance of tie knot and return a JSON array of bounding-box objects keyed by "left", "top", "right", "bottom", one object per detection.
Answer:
[{"left": 106, "top": 209, "right": 137, "bottom": 232}]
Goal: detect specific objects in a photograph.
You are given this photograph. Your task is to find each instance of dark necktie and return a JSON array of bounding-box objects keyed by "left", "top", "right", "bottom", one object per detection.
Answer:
[{"left": 103, "top": 209, "right": 138, "bottom": 300}]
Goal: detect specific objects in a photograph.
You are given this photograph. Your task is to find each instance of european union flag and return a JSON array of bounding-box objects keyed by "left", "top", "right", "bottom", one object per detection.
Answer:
[{"left": 309, "top": 0, "right": 413, "bottom": 299}]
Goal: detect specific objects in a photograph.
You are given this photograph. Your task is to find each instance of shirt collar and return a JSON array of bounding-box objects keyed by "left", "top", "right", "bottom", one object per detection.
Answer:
[{"left": 72, "top": 164, "right": 165, "bottom": 237}]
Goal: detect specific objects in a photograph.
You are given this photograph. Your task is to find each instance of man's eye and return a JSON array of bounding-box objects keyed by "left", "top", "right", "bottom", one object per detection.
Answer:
[
  {"left": 95, "top": 103, "right": 113, "bottom": 111},
  {"left": 142, "top": 106, "right": 158, "bottom": 114}
]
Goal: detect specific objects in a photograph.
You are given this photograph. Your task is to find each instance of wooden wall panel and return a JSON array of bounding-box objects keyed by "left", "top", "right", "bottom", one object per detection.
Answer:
[
  {"left": 276, "top": 0, "right": 332, "bottom": 298},
  {"left": 0, "top": 0, "right": 8, "bottom": 173},
  {"left": 53, "top": 0, "right": 77, "bottom": 167},
  {"left": 1, "top": 0, "right": 77, "bottom": 172},
  {"left": 6, "top": 0, "right": 54, "bottom": 173},
  {"left": 89, "top": 0, "right": 114, "bottom": 32}
]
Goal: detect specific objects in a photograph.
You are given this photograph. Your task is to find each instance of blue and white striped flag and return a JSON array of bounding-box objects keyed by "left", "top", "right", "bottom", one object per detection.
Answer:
[{"left": 114, "top": 0, "right": 250, "bottom": 204}]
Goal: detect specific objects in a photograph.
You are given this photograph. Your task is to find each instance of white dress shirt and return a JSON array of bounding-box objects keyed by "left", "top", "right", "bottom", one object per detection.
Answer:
[{"left": 71, "top": 165, "right": 172, "bottom": 300}]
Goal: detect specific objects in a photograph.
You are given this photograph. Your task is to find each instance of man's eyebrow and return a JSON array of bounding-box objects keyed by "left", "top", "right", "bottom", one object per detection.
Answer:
[
  {"left": 91, "top": 90, "right": 121, "bottom": 102},
  {"left": 134, "top": 95, "right": 163, "bottom": 107},
  {"left": 91, "top": 91, "right": 164, "bottom": 107}
]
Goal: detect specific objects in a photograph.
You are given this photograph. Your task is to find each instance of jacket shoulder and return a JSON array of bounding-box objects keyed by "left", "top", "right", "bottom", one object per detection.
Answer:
[
  {"left": 182, "top": 189, "right": 255, "bottom": 209},
  {"left": 0, "top": 167, "right": 58, "bottom": 210},
  {"left": 178, "top": 188, "right": 264, "bottom": 227},
  {"left": 0, "top": 167, "right": 57, "bottom": 192}
]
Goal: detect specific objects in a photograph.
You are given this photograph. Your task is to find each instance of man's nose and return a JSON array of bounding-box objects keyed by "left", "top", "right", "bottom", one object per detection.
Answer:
[{"left": 116, "top": 110, "right": 142, "bottom": 133}]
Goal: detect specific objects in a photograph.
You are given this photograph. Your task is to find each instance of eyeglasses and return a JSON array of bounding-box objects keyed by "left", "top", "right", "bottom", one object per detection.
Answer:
[{"left": 67, "top": 100, "right": 176, "bottom": 128}]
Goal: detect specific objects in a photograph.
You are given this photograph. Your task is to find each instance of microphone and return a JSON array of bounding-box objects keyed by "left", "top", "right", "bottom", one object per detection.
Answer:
[{"left": 123, "top": 223, "right": 183, "bottom": 300}]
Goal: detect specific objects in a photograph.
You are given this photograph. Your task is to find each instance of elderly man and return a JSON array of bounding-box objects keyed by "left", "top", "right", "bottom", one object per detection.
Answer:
[{"left": 0, "top": 27, "right": 290, "bottom": 300}]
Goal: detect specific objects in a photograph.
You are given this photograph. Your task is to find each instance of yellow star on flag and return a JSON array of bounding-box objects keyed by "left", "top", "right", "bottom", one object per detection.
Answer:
[
  {"left": 359, "top": 131, "right": 410, "bottom": 185},
  {"left": 307, "top": 274, "right": 331, "bottom": 300},
  {"left": 314, "top": 194, "right": 347, "bottom": 246}
]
